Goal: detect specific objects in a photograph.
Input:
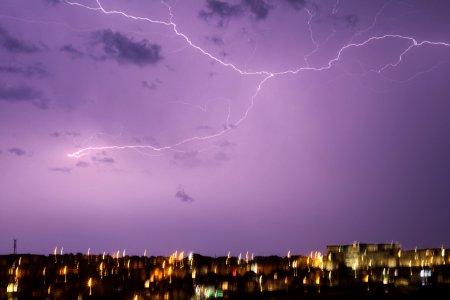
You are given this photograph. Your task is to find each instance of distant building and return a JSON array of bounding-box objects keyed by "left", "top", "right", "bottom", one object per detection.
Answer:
[
  {"left": 325, "top": 242, "right": 449, "bottom": 271},
  {"left": 326, "top": 242, "right": 401, "bottom": 270}
]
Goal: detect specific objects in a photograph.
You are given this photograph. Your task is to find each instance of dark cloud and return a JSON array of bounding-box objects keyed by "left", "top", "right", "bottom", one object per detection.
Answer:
[
  {"left": 223, "top": 122, "right": 236, "bottom": 129},
  {"left": 172, "top": 151, "right": 209, "bottom": 168},
  {"left": 0, "top": 64, "right": 50, "bottom": 78},
  {"left": 128, "top": 136, "right": 142, "bottom": 144},
  {"left": 66, "top": 131, "right": 81, "bottom": 137},
  {"left": 0, "top": 24, "right": 40, "bottom": 54},
  {"left": 76, "top": 161, "right": 89, "bottom": 168},
  {"left": 49, "top": 167, "right": 71, "bottom": 173},
  {"left": 199, "top": 0, "right": 243, "bottom": 23},
  {"left": 282, "top": 0, "right": 307, "bottom": 10},
  {"left": 142, "top": 136, "right": 159, "bottom": 146},
  {"left": 214, "top": 151, "right": 229, "bottom": 161},
  {"left": 344, "top": 14, "right": 359, "bottom": 27},
  {"left": 0, "top": 82, "right": 48, "bottom": 109},
  {"left": 174, "top": 151, "right": 198, "bottom": 160},
  {"left": 90, "top": 29, "right": 163, "bottom": 66},
  {"left": 205, "top": 35, "right": 225, "bottom": 46},
  {"left": 219, "top": 140, "right": 237, "bottom": 147},
  {"left": 44, "top": 0, "right": 62, "bottom": 5},
  {"left": 92, "top": 156, "right": 115, "bottom": 163},
  {"left": 60, "top": 44, "right": 85, "bottom": 58},
  {"left": 242, "top": 0, "right": 272, "bottom": 20},
  {"left": 50, "top": 131, "right": 81, "bottom": 138},
  {"left": 200, "top": 0, "right": 273, "bottom": 25},
  {"left": 142, "top": 80, "right": 157, "bottom": 90},
  {"left": 196, "top": 125, "right": 212, "bottom": 130},
  {"left": 8, "top": 147, "right": 26, "bottom": 156},
  {"left": 175, "top": 186, "right": 195, "bottom": 202}
]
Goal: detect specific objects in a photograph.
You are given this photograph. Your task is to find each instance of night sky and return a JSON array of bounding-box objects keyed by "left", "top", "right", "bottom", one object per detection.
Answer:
[{"left": 1, "top": 0, "right": 450, "bottom": 256}]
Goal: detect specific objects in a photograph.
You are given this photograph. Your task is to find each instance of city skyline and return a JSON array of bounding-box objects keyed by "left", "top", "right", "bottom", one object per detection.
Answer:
[
  {"left": 1, "top": 0, "right": 450, "bottom": 255},
  {"left": 2, "top": 242, "right": 449, "bottom": 299},
  {"left": 3, "top": 239, "right": 449, "bottom": 258}
]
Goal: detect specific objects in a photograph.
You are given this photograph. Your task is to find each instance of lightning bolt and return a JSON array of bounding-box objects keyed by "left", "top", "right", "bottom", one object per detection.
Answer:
[
  {"left": 64, "top": 0, "right": 450, "bottom": 159},
  {"left": 332, "top": 0, "right": 340, "bottom": 15},
  {"left": 350, "top": 0, "right": 392, "bottom": 42},
  {"left": 303, "top": 8, "right": 319, "bottom": 67}
]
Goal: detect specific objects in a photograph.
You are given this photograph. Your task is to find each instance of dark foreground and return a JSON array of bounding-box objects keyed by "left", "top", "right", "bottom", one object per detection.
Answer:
[
  {"left": 225, "top": 285, "right": 450, "bottom": 300},
  {"left": 2, "top": 285, "right": 450, "bottom": 300},
  {"left": 10, "top": 285, "right": 443, "bottom": 300},
  {"left": 2, "top": 247, "right": 450, "bottom": 299}
]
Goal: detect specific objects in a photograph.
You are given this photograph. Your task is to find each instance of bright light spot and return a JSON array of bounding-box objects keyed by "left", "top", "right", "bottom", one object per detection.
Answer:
[
  {"left": 420, "top": 269, "right": 432, "bottom": 277},
  {"left": 7, "top": 283, "right": 18, "bottom": 293},
  {"left": 362, "top": 274, "right": 369, "bottom": 283}
]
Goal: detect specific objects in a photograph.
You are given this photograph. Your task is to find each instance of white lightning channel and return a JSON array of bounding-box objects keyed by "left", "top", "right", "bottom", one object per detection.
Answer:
[
  {"left": 303, "top": 8, "right": 319, "bottom": 67},
  {"left": 64, "top": 0, "right": 450, "bottom": 159}
]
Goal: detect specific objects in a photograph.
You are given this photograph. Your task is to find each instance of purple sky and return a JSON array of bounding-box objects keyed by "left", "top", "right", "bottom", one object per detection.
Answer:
[{"left": 1, "top": 0, "right": 450, "bottom": 256}]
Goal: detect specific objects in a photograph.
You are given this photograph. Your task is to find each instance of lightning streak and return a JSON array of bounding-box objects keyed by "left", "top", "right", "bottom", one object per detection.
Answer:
[
  {"left": 277, "top": 35, "right": 450, "bottom": 77},
  {"left": 167, "top": 97, "right": 233, "bottom": 129},
  {"left": 303, "top": 8, "right": 319, "bottom": 67},
  {"left": 350, "top": 0, "right": 392, "bottom": 42},
  {"left": 332, "top": 0, "right": 340, "bottom": 15},
  {"left": 65, "top": 0, "right": 450, "bottom": 158},
  {"left": 65, "top": 0, "right": 269, "bottom": 76}
]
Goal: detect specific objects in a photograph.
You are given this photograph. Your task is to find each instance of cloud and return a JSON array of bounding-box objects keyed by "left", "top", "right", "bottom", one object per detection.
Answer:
[
  {"left": 8, "top": 147, "right": 26, "bottom": 156},
  {"left": 90, "top": 29, "right": 163, "bottom": 66},
  {"left": 0, "top": 82, "right": 48, "bottom": 109},
  {"left": 0, "top": 24, "right": 40, "bottom": 54},
  {"left": 60, "top": 44, "right": 85, "bottom": 58},
  {"left": 92, "top": 156, "right": 115, "bottom": 163},
  {"left": 142, "top": 80, "right": 157, "bottom": 90},
  {"left": 76, "top": 161, "right": 90, "bottom": 168},
  {"left": 219, "top": 140, "right": 237, "bottom": 147},
  {"left": 196, "top": 125, "right": 212, "bottom": 130},
  {"left": 44, "top": 0, "right": 62, "bottom": 5},
  {"left": 205, "top": 35, "right": 225, "bottom": 46},
  {"left": 282, "top": 0, "right": 307, "bottom": 10},
  {"left": 223, "top": 122, "right": 236, "bottom": 130},
  {"left": 142, "top": 136, "right": 159, "bottom": 146},
  {"left": 174, "top": 151, "right": 198, "bottom": 160},
  {"left": 49, "top": 167, "right": 71, "bottom": 173},
  {"left": 0, "top": 64, "right": 50, "bottom": 78},
  {"left": 175, "top": 186, "right": 195, "bottom": 202},
  {"left": 172, "top": 151, "right": 210, "bottom": 168},
  {"left": 242, "top": 0, "right": 272, "bottom": 20},
  {"left": 199, "top": 0, "right": 243, "bottom": 24},
  {"left": 199, "top": 0, "right": 274, "bottom": 25},
  {"left": 66, "top": 131, "right": 81, "bottom": 137},
  {"left": 214, "top": 151, "right": 229, "bottom": 161},
  {"left": 50, "top": 131, "right": 81, "bottom": 138},
  {"left": 344, "top": 14, "right": 359, "bottom": 27}
]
